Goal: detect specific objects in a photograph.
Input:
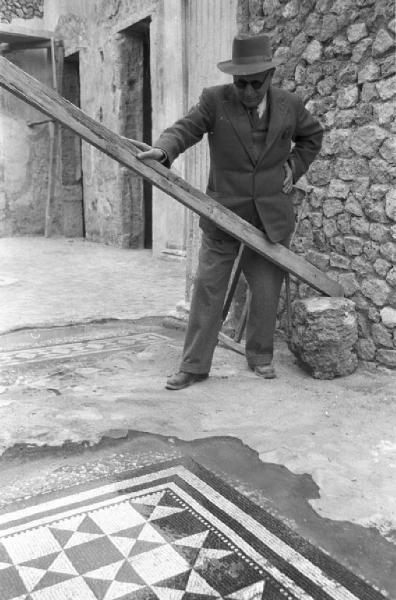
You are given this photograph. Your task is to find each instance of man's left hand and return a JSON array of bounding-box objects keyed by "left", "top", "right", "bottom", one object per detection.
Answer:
[{"left": 282, "top": 162, "right": 293, "bottom": 194}]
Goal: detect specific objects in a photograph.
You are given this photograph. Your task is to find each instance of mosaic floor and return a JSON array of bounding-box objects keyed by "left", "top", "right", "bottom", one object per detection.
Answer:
[
  {"left": 0, "top": 459, "right": 383, "bottom": 600},
  {"left": 0, "top": 333, "right": 172, "bottom": 368}
]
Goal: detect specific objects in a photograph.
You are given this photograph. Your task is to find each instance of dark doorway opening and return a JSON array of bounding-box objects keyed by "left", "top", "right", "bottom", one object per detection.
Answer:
[
  {"left": 61, "top": 52, "right": 85, "bottom": 237},
  {"left": 119, "top": 18, "right": 152, "bottom": 248}
]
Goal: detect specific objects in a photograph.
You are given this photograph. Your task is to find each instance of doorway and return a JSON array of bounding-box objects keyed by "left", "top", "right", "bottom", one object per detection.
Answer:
[
  {"left": 61, "top": 52, "right": 85, "bottom": 237},
  {"left": 118, "top": 18, "right": 152, "bottom": 248}
]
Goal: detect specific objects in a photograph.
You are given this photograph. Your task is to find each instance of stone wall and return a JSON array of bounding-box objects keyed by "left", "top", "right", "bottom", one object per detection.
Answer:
[
  {"left": 238, "top": 0, "right": 396, "bottom": 368},
  {"left": 0, "top": 0, "right": 44, "bottom": 23}
]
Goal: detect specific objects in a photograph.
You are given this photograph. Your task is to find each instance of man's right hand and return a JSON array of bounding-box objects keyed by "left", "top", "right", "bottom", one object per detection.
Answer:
[{"left": 137, "top": 147, "right": 166, "bottom": 162}]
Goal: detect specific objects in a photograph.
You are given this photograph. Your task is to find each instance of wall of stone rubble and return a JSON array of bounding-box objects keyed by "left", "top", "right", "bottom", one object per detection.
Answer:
[
  {"left": 238, "top": 0, "right": 396, "bottom": 368},
  {"left": 0, "top": 0, "right": 44, "bottom": 23}
]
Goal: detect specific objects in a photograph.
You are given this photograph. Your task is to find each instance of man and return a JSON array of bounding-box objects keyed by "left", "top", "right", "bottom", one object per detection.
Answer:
[{"left": 138, "top": 34, "right": 323, "bottom": 390}]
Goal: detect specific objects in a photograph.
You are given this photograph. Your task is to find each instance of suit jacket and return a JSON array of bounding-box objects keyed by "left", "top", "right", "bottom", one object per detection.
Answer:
[{"left": 155, "top": 84, "right": 323, "bottom": 243}]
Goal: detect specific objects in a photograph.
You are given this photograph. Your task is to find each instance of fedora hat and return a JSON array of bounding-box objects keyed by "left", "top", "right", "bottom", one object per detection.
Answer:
[{"left": 217, "top": 34, "right": 278, "bottom": 76}]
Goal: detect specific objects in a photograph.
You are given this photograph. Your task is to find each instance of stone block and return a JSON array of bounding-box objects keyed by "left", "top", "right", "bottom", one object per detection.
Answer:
[
  {"left": 331, "top": 36, "right": 352, "bottom": 57},
  {"left": 304, "top": 13, "right": 322, "bottom": 37},
  {"left": 321, "top": 129, "right": 350, "bottom": 155},
  {"left": 282, "top": 0, "right": 299, "bottom": 19},
  {"left": 328, "top": 179, "right": 350, "bottom": 198},
  {"left": 323, "top": 218, "right": 338, "bottom": 238},
  {"left": 323, "top": 198, "right": 343, "bottom": 217},
  {"left": 385, "top": 189, "right": 396, "bottom": 221},
  {"left": 386, "top": 266, "right": 396, "bottom": 286},
  {"left": 363, "top": 240, "right": 380, "bottom": 261},
  {"left": 350, "top": 125, "right": 388, "bottom": 157},
  {"left": 337, "top": 213, "right": 351, "bottom": 234},
  {"left": 352, "top": 177, "right": 370, "bottom": 201},
  {"left": 361, "top": 276, "right": 391, "bottom": 306},
  {"left": 381, "top": 55, "right": 396, "bottom": 77},
  {"left": 334, "top": 109, "right": 354, "bottom": 127},
  {"left": 289, "top": 297, "right": 358, "bottom": 379},
  {"left": 306, "top": 65, "right": 324, "bottom": 85},
  {"left": 374, "top": 258, "right": 391, "bottom": 277},
  {"left": 391, "top": 225, "right": 396, "bottom": 241},
  {"left": 376, "top": 75, "right": 396, "bottom": 100},
  {"left": 347, "top": 22, "right": 368, "bottom": 43},
  {"left": 305, "top": 249, "right": 330, "bottom": 270},
  {"left": 337, "top": 272, "right": 360, "bottom": 296},
  {"left": 335, "top": 158, "right": 368, "bottom": 180},
  {"left": 358, "top": 60, "right": 381, "bottom": 83},
  {"left": 345, "top": 196, "right": 363, "bottom": 216},
  {"left": 352, "top": 38, "right": 372, "bottom": 62},
  {"left": 380, "top": 306, "right": 396, "bottom": 328},
  {"left": 379, "top": 136, "right": 396, "bottom": 164},
  {"left": 377, "top": 349, "right": 396, "bottom": 368},
  {"left": 369, "top": 158, "right": 396, "bottom": 184},
  {"left": 337, "top": 64, "right": 358, "bottom": 84},
  {"left": 302, "top": 40, "right": 322, "bottom": 64},
  {"left": 372, "top": 29, "right": 395, "bottom": 57},
  {"left": 274, "top": 46, "right": 291, "bottom": 64},
  {"left": 309, "top": 211, "right": 323, "bottom": 227},
  {"left": 357, "top": 338, "right": 376, "bottom": 360},
  {"left": 309, "top": 186, "right": 327, "bottom": 208},
  {"left": 353, "top": 103, "right": 374, "bottom": 125},
  {"left": 380, "top": 241, "right": 396, "bottom": 263},
  {"left": 319, "top": 14, "right": 338, "bottom": 41},
  {"left": 373, "top": 101, "right": 396, "bottom": 125},
  {"left": 291, "top": 32, "right": 308, "bottom": 56},
  {"left": 294, "top": 63, "right": 306, "bottom": 85},
  {"left": 330, "top": 235, "right": 345, "bottom": 253},
  {"left": 344, "top": 236, "right": 364, "bottom": 256},
  {"left": 370, "top": 223, "right": 389, "bottom": 243},
  {"left": 317, "top": 77, "right": 336, "bottom": 96},
  {"left": 351, "top": 216, "right": 370, "bottom": 236},
  {"left": 372, "top": 323, "right": 394, "bottom": 347},
  {"left": 337, "top": 85, "right": 359, "bottom": 108},
  {"left": 308, "top": 160, "right": 331, "bottom": 185},
  {"left": 329, "top": 252, "right": 351, "bottom": 269},
  {"left": 363, "top": 199, "right": 388, "bottom": 223},
  {"left": 361, "top": 82, "right": 378, "bottom": 102}
]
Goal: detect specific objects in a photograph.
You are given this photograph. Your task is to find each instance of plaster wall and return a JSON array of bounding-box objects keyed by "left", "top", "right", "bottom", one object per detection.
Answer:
[
  {"left": 0, "top": 0, "right": 187, "bottom": 253},
  {"left": 0, "top": 48, "right": 52, "bottom": 236}
]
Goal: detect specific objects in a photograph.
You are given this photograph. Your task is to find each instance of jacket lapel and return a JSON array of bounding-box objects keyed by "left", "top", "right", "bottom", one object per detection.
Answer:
[
  {"left": 222, "top": 88, "right": 256, "bottom": 166},
  {"left": 256, "top": 86, "right": 288, "bottom": 167}
]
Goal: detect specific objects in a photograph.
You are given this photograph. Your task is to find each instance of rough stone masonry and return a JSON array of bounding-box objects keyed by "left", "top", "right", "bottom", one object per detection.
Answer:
[
  {"left": 0, "top": 0, "right": 43, "bottom": 23},
  {"left": 238, "top": 0, "right": 396, "bottom": 369}
]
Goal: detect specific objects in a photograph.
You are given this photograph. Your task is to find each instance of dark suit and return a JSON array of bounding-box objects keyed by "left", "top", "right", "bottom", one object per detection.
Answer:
[{"left": 156, "top": 84, "right": 323, "bottom": 373}]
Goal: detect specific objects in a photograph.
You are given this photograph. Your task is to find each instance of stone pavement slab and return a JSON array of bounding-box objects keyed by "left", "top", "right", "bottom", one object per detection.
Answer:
[{"left": 0, "top": 237, "right": 185, "bottom": 334}]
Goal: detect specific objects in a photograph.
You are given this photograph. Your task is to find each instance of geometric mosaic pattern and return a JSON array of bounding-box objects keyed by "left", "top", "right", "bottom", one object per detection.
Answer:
[
  {"left": 0, "top": 332, "right": 172, "bottom": 368},
  {"left": 0, "top": 459, "right": 384, "bottom": 600}
]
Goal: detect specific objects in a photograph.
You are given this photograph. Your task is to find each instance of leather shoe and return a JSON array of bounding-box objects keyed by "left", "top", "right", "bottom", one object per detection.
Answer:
[
  {"left": 165, "top": 371, "right": 209, "bottom": 390},
  {"left": 253, "top": 364, "right": 276, "bottom": 379}
]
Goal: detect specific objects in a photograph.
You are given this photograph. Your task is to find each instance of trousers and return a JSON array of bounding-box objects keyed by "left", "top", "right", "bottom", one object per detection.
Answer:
[{"left": 180, "top": 231, "right": 288, "bottom": 374}]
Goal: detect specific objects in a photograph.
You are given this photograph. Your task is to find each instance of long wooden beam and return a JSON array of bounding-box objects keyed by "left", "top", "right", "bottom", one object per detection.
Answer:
[{"left": 0, "top": 56, "right": 343, "bottom": 297}]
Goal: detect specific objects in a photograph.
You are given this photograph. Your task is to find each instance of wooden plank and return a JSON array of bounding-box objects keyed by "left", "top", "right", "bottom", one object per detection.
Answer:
[{"left": 0, "top": 56, "right": 344, "bottom": 297}]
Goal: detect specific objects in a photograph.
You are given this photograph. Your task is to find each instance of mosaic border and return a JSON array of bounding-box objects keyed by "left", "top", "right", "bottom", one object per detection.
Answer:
[{"left": 0, "top": 458, "right": 384, "bottom": 600}]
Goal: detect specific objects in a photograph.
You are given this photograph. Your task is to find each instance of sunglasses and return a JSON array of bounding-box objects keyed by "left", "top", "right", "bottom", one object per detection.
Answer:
[{"left": 233, "top": 78, "right": 267, "bottom": 90}]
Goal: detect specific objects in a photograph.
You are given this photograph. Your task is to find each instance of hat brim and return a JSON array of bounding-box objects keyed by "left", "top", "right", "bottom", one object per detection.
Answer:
[{"left": 217, "top": 59, "right": 278, "bottom": 76}]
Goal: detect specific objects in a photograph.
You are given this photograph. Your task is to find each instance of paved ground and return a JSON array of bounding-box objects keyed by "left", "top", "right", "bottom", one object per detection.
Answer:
[
  {"left": 0, "top": 237, "right": 185, "bottom": 333},
  {"left": 0, "top": 236, "right": 395, "bottom": 595}
]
